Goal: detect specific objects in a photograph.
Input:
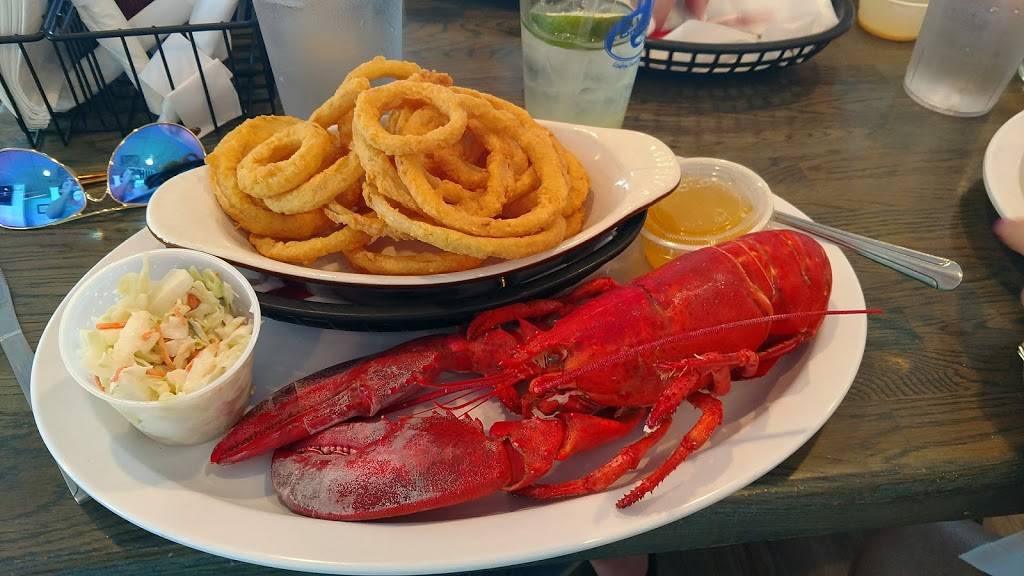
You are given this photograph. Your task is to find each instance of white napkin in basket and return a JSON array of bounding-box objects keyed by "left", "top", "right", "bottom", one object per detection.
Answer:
[
  {"left": 651, "top": 0, "right": 838, "bottom": 43},
  {"left": 70, "top": 0, "right": 150, "bottom": 89},
  {"left": 166, "top": 57, "right": 241, "bottom": 137},
  {"left": 55, "top": 0, "right": 197, "bottom": 112}
]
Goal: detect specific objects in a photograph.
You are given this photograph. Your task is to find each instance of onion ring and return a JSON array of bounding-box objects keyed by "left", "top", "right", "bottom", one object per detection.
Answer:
[
  {"left": 365, "top": 187, "right": 567, "bottom": 260},
  {"left": 207, "top": 116, "right": 335, "bottom": 240},
  {"left": 325, "top": 181, "right": 411, "bottom": 241},
  {"left": 249, "top": 227, "right": 369, "bottom": 265},
  {"left": 262, "top": 150, "right": 364, "bottom": 214},
  {"left": 554, "top": 135, "right": 590, "bottom": 217},
  {"left": 351, "top": 124, "right": 420, "bottom": 211},
  {"left": 236, "top": 121, "right": 333, "bottom": 199},
  {"left": 343, "top": 245, "right": 483, "bottom": 275},
  {"left": 344, "top": 56, "right": 424, "bottom": 83},
  {"left": 404, "top": 121, "right": 513, "bottom": 220},
  {"left": 326, "top": 202, "right": 396, "bottom": 240},
  {"left": 309, "top": 77, "right": 370, "bottom": 131},
  {"left": 353, "top": 80, "right": 468, "bottom": 155},
  {"left": 564, "top": 208, "right": 586, "bottom": 239}
]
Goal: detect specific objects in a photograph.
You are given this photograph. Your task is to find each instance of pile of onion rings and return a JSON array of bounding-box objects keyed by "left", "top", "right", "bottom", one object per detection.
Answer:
[{"left": 206, "top": 56, "right": 589, "bottom": 274}]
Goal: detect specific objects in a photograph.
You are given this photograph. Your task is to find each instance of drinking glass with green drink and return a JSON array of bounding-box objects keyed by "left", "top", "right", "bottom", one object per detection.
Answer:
[{"left": 520, "top": 0, "right": 654, "bottom": 128}]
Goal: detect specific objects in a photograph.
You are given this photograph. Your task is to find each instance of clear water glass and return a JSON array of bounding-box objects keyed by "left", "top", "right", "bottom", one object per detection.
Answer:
[
  {"left": 253, "top": 0, "right": 403, "bottom": 119},
  {"left": 520, "top": 0, "right": 653, "bottom": 128},
  {"left": 904, "top": 0, "right": 1024, "bottom": 117}
]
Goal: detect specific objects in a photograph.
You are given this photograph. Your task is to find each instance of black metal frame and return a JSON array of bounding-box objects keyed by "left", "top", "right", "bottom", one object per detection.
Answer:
[
  {"left": 0, "top": 0, "right": 276, "bottom": 148},
  {"left": 0, "top": 26, "right": 63, "bottom": 148},
  {"left": 641, "top": 0, "right": 854, "bottom": 75}
]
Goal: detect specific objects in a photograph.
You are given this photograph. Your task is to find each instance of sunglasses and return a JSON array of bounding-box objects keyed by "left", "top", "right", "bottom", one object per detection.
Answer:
[{"left": 0, "top": 123, "right": 206, "bottom": 230}]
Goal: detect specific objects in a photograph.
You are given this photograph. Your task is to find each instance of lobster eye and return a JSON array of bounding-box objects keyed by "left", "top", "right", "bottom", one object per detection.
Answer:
[{"left": 539, "top": 345, "right": 569, "bottom": 369}]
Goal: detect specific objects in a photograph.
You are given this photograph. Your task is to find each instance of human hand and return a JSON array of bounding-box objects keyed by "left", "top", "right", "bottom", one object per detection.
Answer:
[
  {"left": 650, "top": 0, "right": 709, "bottom": 36},
  {"left": 685, "top": 0, "right": 710, "bottom": 19}
]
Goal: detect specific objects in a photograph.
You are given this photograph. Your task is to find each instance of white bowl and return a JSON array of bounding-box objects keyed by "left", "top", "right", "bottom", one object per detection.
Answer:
[
  {"left": 640, "top": 157, "right": 774, "bottom": 260},
  {"left": 58, "top": 249, "right": 261, "bottom": 445},
  {"left": 145, "top": 119, "right": 680, "bottom": 288}
]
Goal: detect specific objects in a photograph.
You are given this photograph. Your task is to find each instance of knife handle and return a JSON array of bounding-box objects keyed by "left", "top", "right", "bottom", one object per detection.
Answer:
[
  {"left": 1, "top": 328, "right": 33, "bottom": 403},
  {"left": 1, "top": 331, "right": 89, "bottom": 503}
]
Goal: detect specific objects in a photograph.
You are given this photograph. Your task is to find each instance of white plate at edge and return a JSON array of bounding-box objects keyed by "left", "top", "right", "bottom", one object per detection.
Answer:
[
  {"left": 33, "top": 195, "right": 866, "bottom": 575},
  {"left": 984, "top": 108, "right": 1024, "bottom": 219},
  {"left": 146, "top": 120, "right": 680, "bottom": 287}
]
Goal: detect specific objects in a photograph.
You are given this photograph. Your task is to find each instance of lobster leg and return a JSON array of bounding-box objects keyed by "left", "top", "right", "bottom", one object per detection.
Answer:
[
  {"left": 561, "top": 277, "right": 619, "bottom": 303},
  {"left": 518, "top": 393, "right": 724, "bottom": 506},
  {"left": 750, "top": 333, "right": 816, "bottom": 377},
  {"left": 617, "top": 392, "right": 723, "bottom": 508},
  {"left": 466, "top": 301, "right": 564, "bottom": 340},
  {"left": 646, "top": 350, "right": 758, "bottom": 431},
  {"left": 515, "top": 417, "right": 670, "bottom": 500},
  {"left": 465, "top": 278, "right": 620, "bottom": 340}
]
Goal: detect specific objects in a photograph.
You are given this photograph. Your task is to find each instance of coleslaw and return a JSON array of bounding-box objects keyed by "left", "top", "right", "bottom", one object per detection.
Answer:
[{"left": 80, "top": 258, "right": 252, "bottom": 402}]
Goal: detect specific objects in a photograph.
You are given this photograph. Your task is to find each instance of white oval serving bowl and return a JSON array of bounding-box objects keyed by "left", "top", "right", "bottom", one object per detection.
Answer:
[
  {"left": 58, "top": 248, "right": 261, "bottom": 445},
  {"left": 146, "top": 119, "right": 681, "bottom": 288}
]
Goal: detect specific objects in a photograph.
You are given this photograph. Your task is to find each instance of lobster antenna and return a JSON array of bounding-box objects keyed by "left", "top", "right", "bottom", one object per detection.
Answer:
[
  {"left": 390, "top": 371, "right": 524, "bottom": 413},
  {"left": 408, "top": 387, "right": 487, "bottom": 417},
  {"left": 456, "top": 392, "right": 499, "bottom": 418},
  {"left": 537, "top": 308, "right": 882, "bottom": 392}
]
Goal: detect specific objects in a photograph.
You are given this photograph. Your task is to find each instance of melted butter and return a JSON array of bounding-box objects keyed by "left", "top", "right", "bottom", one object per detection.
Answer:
[{"left": 647, "top": 177, "right": 753, "bottom": 242}]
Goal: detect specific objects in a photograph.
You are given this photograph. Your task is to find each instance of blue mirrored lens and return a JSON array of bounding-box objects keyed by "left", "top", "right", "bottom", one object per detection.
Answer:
[
  {"left": 108, "top": 124, "right": 205, "bottom": 205},
  {"left": 0, "top": 150, "right": 84, "bottom": 229}
]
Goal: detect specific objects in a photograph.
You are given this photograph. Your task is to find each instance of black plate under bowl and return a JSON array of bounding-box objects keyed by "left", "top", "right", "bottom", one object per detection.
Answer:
[{"left": 257, "top": 211, "right": 646, "bottom": 331}]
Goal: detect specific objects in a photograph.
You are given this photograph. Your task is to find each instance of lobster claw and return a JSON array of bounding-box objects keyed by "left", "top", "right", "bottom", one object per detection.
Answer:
[
  {"left": 211, "top": 330, "right": 518, "bottom": 464},
  {"left": 271, "top": 411, "right": 513, "bottom": 521},
  {"left": 270, "top": 410, "right": 648, "bottom": 520}
]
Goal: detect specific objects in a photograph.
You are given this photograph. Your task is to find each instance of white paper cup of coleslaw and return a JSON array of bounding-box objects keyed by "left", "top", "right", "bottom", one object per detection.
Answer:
[{"left": 58, "top": 249, "right": 261, "bottom": 446}]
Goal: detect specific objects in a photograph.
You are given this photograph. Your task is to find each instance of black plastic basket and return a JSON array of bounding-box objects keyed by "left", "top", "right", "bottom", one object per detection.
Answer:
[
  {"left": 0, "top": 0, "right": 276, "bottom": 148},
  {"left": 641, "top": 0, "right": 853, "bottom": 75}
]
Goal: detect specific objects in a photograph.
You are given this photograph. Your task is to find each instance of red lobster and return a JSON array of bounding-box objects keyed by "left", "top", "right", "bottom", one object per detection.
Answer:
[{"left": 212, "top": 230, "right": 836, "bottom": 521}]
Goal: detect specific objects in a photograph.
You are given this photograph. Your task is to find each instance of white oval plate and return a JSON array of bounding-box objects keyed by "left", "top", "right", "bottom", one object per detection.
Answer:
[
  {"left": 146, "top": 120, "right": 680, "bottom": 287},
  {"left": 984, "top": 109, "right": 1024, "bottom": 219},
  {"left": 34, "top": 196, "right": 866, "bottom": 575}
]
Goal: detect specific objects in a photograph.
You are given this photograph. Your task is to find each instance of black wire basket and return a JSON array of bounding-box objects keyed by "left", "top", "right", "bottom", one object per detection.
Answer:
[
  {"left": 0, "top": 24, "right": 58, "bottom": 147},
  {"left": 641, "top": 0, "right": 853, "bottom": 75},
  {"left": 0, "top": 0, "right": 276, "bottom": 148}
]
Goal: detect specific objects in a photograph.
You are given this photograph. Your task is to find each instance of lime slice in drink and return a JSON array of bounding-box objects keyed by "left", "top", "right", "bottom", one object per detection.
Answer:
[{"left": 525, "top": 10, "right": 630, "bottom": 49}]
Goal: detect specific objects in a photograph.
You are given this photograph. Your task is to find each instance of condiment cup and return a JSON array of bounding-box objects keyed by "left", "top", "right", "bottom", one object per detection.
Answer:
[
  {"left": 641, "top": 157, "right": 774, "bottom": 265},
  {"left": 58, "top": 249, "right": 261, "bottom": 445}
]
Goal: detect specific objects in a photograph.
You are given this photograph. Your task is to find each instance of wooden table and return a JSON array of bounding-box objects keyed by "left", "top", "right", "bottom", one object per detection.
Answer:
[{"left": 3, "top": 1, "right": 1024, "bottom": 573}]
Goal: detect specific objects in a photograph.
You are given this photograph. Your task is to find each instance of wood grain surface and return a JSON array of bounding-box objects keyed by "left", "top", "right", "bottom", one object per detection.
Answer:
[{"left": 3, "top": 1, "right": 1024, "bottom": 574}]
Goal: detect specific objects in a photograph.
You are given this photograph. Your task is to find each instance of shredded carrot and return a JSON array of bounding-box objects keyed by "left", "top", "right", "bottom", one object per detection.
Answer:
[
  {"left": 95, "top": 321, "right": 126, "bottom": 330},
  {"left": 146, "top": 367, "right": 166, "bottom": 378},
  {"left": 156, "top": 336, "right": 174, "bottom": 367},
  {"left": 93, "top": 376, "right": 105, "bottom": 392},
  {"left": 111, "top": 366, "right": 126, "bottom": 382},
  {"left": 187, "top": 293, "right": 200, "bottom": 310}
]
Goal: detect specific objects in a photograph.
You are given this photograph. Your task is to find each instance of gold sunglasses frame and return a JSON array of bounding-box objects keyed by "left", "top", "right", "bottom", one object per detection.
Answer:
[{"left": 0, "top": 122, "right": 205, "bottom": 230}]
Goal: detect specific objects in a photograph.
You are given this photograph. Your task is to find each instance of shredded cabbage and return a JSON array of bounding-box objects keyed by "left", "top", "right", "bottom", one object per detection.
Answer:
[{"left": 81, "top": 258, "right": 252, "bottom": 401}]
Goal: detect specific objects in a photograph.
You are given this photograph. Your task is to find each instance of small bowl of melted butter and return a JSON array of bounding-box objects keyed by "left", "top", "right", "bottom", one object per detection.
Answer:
[{"left": 641, "top": 157, "right": 773, "bottom": 269}]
